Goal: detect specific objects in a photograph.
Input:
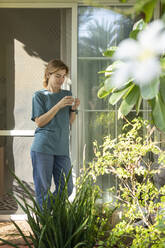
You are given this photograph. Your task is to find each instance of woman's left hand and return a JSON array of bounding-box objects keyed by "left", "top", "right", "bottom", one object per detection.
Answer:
[{"left": 72, "top": 98, "right": 80, "bottom": 110}]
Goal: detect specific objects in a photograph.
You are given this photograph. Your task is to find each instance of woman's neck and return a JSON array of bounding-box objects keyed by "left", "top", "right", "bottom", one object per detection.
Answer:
[{"left": 47, "top": 86, "right": 61, "bottom": 93}]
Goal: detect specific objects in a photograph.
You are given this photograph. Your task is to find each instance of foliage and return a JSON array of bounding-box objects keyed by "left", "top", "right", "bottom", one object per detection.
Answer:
[
  {"left": 98, "top": 17, "right": 165, "bottom": 133},
  {"left": 95, "top": 0, "right": 165, "bottom": 133},
  {"left": 2, "top": 119, "right": 165, "bottom": 247},
  {"left": 0, "top": 171, "right": 101, "bottom": 248},
  {"left": 89, "top": 118, "right": 165, "bottom": 247}
]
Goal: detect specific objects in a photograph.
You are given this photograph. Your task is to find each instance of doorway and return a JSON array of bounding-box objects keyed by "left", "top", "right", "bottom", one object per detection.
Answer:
[{"left": 0, "top": 8, "right": 72, "bottom": 214}]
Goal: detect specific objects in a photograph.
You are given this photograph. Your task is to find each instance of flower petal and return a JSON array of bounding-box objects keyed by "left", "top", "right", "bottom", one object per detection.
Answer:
[
  {"left": 110, "top": 62, "right": 132, "bottom": 89},
  {"left": 138, "top": 20, "right": 165, "bottom": 54},
  {"left": 133, "top": 58, "right": 161, "bottom": 86},
  {"left": 114, "top": 39, "right": 140, "bottom": 61},
  {"left": 157, "top": 33, "right": 165, "bottom": 54},
  {"left": 138, "top": 20, "right": 164, "bottom": 45}
]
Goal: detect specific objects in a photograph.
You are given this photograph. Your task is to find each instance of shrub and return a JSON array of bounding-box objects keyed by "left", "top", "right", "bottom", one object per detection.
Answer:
[{"left": 90, "top": 118, "right": 165, "bottom": 247}]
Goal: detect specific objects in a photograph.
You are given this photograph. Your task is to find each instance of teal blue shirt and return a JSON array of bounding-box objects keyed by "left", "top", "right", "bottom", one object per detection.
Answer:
[{"left": 31, "top": 89, "right": 72, "bottom": 156}]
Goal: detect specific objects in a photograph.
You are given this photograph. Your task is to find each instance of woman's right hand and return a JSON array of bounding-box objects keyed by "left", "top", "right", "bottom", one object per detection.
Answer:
[
  {"left": 57, "top": 96, "right": 74, "bottom": 109},
  {"left": 35, "top": 96, "right": 74, "bottom": 127}
]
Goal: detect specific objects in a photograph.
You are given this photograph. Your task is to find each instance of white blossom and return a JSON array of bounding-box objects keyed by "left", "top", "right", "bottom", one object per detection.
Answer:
[{"left": 106, "top": 20, "right": 165, "bottom": 91}]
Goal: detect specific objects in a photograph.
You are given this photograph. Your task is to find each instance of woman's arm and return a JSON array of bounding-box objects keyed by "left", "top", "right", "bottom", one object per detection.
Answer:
[
  {"left": 70, "top": 111, "right": 77, "bottom": 124},
  {"left": 35, "top": 104, "right": 60, "bottom": 127},
  {"left": 35, "top": 96, "right": 73, "bottom": 127}
]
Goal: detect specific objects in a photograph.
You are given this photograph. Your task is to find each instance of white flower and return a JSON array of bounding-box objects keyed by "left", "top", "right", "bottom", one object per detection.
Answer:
[{"left": 108, "top": 20, "right": 165, "bottom": 92}]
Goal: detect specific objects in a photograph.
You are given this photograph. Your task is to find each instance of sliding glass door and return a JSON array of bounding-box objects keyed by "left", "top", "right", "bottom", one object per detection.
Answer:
[{"left": 0, "top": 7, "right": 72, "bottom": 214}]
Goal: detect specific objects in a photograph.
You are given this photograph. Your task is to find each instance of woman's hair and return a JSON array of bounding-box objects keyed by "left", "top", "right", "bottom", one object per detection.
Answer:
[{"left": 43, "top": 59, "right": 69, "bottom": 88}]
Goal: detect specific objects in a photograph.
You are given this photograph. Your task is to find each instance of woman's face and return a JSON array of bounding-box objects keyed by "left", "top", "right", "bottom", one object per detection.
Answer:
[{"left": 48, "top": 69, "right": 67, "bottom": 90}]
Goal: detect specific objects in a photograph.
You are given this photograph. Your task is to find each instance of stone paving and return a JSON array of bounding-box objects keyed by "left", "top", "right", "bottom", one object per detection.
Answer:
[{"left": 0, "top": 220, "right": 33, "bottom": 247}]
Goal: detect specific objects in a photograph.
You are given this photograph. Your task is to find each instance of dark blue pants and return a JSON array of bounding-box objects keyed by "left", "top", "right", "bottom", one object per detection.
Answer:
[{"left": 30, "top": 151, "right": 73, "bottom": 209}]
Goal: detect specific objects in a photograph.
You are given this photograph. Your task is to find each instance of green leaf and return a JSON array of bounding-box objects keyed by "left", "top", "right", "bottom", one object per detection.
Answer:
[
  {"left": 140, "top": 78, "right": 160, "bottom": 100},
  {"left": 0, "top": 238, "right": 19, "bottom": 247},
  {"left": 122, "top": 83, "right": 135, "bottom": 99},
  {"left": 134, "top": 0, "right": 156, "bottom": 23},
  {"left": 11, "top": 220, "right": 32, "bottom": 247},
  {"left": 104, "top": 61, "right": 124, "bottom": 91},
  {"left": 133, "top": 19, "right": 146, "bottom": 31},
  {"left": 129, "top": 30, "right": 140, "bottom": 40},
  {"left": 148, "top": 98, "right": 155, "bottom": 109},
  {"left": 103, "top": 46, "right": 117, "bottom": 57},
  {"left": 129, "top": 19, "right": 147, "bottom": 39},
  {"left": 104, "top": 77, "right": 113, "bottom": 92},
  {"left": 97, "top": 86, "right": 112, "bottom": 99},
  {"left": 161, "top": 11, "right": 165, "bottom": 22},
  {"left": 63, "top": 218, "right": 89, "bottom": 248},
  {"left": 118, "top": 85, "right": 140, "bottom": 117},
  {"left": 38, "top": 225, "right": 47, "bottom": 247},
  {"left": 156, "top": 219, "right": 165, "bottom": 231},
  {"left": 136, "top": 95, "right": 142, "bottom": 114},
  {"left": 160, "top": 76, "right": 165, "bottom": 103},
  {"left": 161, "top": 196, "right": 165, "bottom": 202},
  {"left": 73, "top": 242, "right": 87, "bottom": 248},
  {"left": 109, "top": 83, "right": 133, "bottom": 105},
  {"left": 98, "top": 70, "right": 108, "bottom": 74},
  {"left": 143, "top": 0, "right": 157, "bottom": 22},
  {"left": 152, "top": 93, "right": 165, "bottom": 132},
  {"left": 161, "top": 57, "right": 165, "bottom": 75}
]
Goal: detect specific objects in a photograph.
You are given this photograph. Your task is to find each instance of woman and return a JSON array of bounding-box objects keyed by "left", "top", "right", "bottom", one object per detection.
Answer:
[{"left": 30, "top": 59, "right": 80, "bottom": 209}]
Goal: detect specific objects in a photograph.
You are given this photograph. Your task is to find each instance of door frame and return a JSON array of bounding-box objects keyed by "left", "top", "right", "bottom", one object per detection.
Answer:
[{"left": 0, "top": 3, "right": 78, "bottom": 168}]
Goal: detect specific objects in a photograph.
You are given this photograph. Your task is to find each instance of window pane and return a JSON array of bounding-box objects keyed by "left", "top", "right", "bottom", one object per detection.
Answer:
[
  {"left": 78, "top": 6, "right": 133, "bottom": 57},
  {"left": 78, "top": 111, "right": 116, "bottom": 164},
  {"left": 78, "top": 6, "right": 134, "bottom": 161},
  {"left": 78, "top": 6, "right": 134, "bottom": 202},
  {"left": 78, "top": 59, "right": 113, "bottom": 110}
]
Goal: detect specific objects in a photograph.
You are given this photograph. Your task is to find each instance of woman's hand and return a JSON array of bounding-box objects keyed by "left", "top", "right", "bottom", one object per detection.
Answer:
[
  {"left": 71, "top": 98, "right": 80, "bottom": 110},
  {"left": 57, "top": 96, "right": 74, "bottom": 109},
  {"left": 35, "top": 96, "right": 74, "bottom": 127}
]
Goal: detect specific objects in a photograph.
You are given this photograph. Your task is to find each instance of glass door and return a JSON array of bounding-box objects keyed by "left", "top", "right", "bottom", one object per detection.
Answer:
[
  {"left": 77, "top": 6, "right": 134, "bottom": 203},
  {"left": 0, "top": 7, "right": 72, "bottom": 214}
]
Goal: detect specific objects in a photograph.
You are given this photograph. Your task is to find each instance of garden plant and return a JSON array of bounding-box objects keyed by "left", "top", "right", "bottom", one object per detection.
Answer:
[
  {"left": 0, "top": 170, "right": 101, "bottom": 248},
  {"left": 94, "top": 2, "right": 165, "bottom": 244},
  {"left": 90, "top": 118, "right": 165, "bottom": 247},
  {"left": 97, "top": 0, "right": 165, "bottom": 132}
]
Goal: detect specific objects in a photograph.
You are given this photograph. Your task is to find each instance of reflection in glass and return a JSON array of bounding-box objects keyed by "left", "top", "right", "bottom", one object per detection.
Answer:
[
  {"left": 78, "top": 59, "right": 111, "bottom": 111},
  {"left": 78, "top": 6, "right": 134, "bottom": 157},
  {"left": 78, "top": 6, "right": 134, "bottom": 202},
  {"left": 78, "top": 7, "right": 133, "bottom": 57},
  {"left": 79, "top": 111, "right": 116, "bottom": 164}
]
